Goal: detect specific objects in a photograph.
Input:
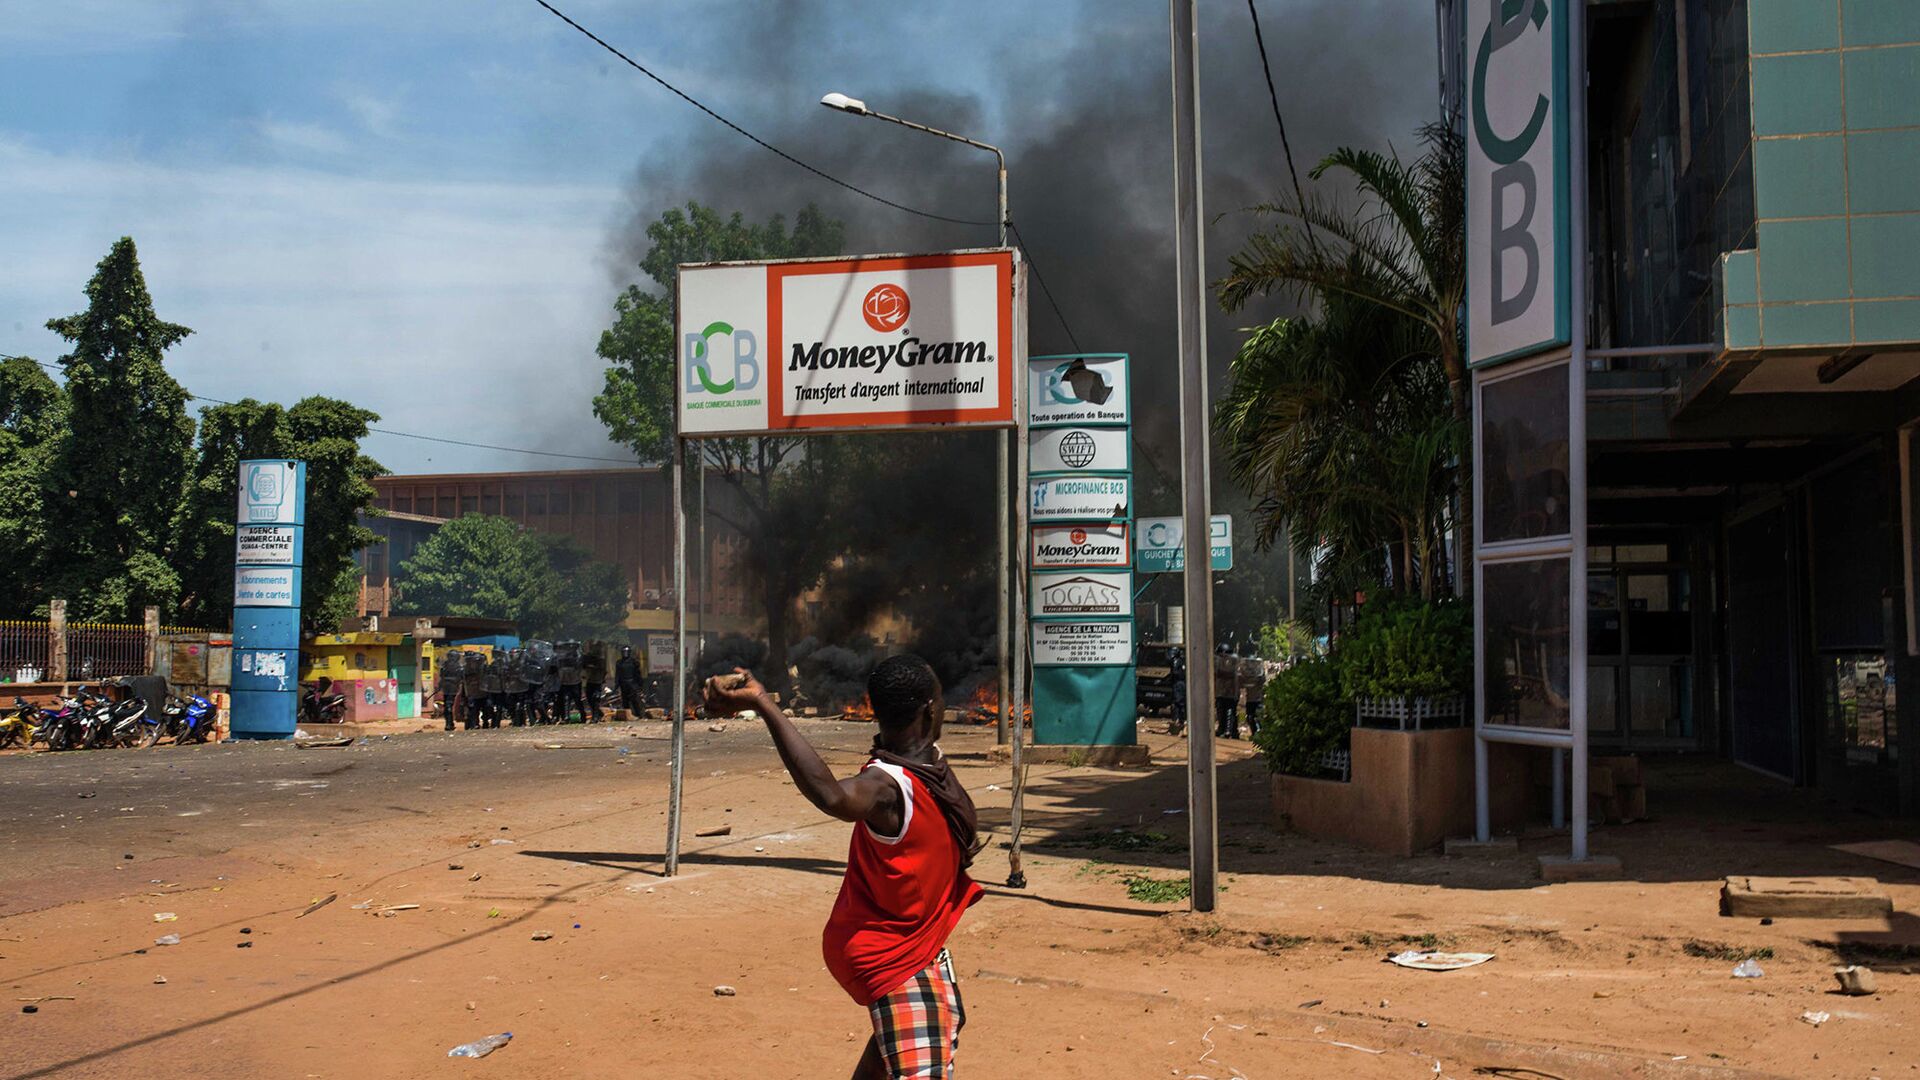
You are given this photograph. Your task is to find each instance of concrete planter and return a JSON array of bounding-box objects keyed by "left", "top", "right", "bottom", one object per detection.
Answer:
[{"left": 1270, "top": 726, "right": 1528, "bottom": 856}]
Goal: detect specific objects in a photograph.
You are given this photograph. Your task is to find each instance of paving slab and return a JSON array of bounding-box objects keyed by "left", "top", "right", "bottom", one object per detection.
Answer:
[{"left": 1720, "top": 875, "right": 1892, "bottom": 918}]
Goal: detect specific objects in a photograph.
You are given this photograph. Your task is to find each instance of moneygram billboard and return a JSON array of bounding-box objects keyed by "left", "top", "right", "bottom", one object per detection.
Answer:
[{"left": 676, "top": 249, "right": 1016, "bottom": 436}]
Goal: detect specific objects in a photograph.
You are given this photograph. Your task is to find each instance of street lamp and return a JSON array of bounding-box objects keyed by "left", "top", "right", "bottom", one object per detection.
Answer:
[{"left": 820, "top": 92, "right": 1023, "bottom": 888}]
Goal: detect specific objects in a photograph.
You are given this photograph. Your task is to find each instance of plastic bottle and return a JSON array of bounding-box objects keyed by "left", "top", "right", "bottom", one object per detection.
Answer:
[{"left": 447, "top": 1032, "right": 512, "bottom": 1058}]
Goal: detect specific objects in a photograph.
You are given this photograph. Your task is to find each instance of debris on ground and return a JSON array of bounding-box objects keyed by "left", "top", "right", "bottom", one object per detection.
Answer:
[
  {"left": 448, "top": 864, "right": 463, "bottom": 871},
  {"left": 21, "top": 1005, "right": 36, "bottom": 1014},
  {"left": 298, "top": 894, "right": 337, "bottom": 918},
  {"left": 155, "top": 934, "right": 180, "bottom": 946},
  {"left": 489, "top": 838, "right": 513, "bottom": 846},
  {"left": 708, "top": 723, "right": 727, "bottom": 732},
  {"left": 1731, "top": 958, "right": 1764, "bottom": 978},
  {"left": 447, "top": 1032, "right": 512, "bottom": 1059},
  {"left": 239, "top": 927, "right": 251, "bottom": 934},
  {"left": 235, "top": 941, "right": 251, "bottom": 948},
  {"left": 1385, "top": 951, "right": 1494, "bottom": 971},
  {"left": 1801, "top": 1010, "right": 1830, "bottom": 1027},
  {"left": 531, "top": 931, "right": 553, "bottom": 941},
  {"left": 468, "top": 872, "right": 482, "bottom": 882},
  {"left": 152, "top": 912, "right": 177, "bottom": 922},
  {"left": 695, "top": 826, "right": 732, "bottom": 838},
  {"left": 295, "top": 737, "right": 353, "bottom": 748},
  {"left": 713, "top": 985, "right": 737, "bottom": 996},
  {"left": 1834, "top": 966, "right": 1877, "bottom": 996},
  {"left": 377, "top": 904, "right": 420, "bottom": 916},
  {"left": 153, "top": 976, "right": 166, "bottom": 984}
]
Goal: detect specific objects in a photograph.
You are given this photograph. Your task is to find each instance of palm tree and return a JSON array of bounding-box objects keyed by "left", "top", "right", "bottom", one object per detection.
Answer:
[
  {"left": 1215, "top": 274, "right": 1455, "bottom": 602},
  {"left": 1217, "top": 122, "right": 1468, "bottom": 593}
]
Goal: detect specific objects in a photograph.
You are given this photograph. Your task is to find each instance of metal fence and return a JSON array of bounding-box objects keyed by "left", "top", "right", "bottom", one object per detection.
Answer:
[
  {"left": 0, "top": 617, "right": 217, "bottom": 683},
  {"left": 0, "top": 620, "right": 51, "bottom": 682}
]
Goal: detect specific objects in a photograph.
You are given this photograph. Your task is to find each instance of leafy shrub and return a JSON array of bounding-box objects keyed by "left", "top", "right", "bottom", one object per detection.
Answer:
[
  {"left": 1252, "top": 656, "right": 1348, "bottom": 776},
  {"left": 1337, "top": 595, "right": 1471, "bottom": 701}
]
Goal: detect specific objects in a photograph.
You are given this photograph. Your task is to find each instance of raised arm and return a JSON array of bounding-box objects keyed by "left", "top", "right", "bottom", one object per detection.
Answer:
[{"left": 704, "top": 670, "right": 898, "bottom": 827}]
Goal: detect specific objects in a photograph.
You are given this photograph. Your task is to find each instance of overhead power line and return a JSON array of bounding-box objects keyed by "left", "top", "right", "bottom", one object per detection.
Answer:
[
  {"left": 1245, "top": 0, "right": 1315, "bottom": 246},
  {"left": 533, "top": 1, "right": 1086, "bottom": 350},
  {"left": 2, "top": 353, "right": 640, "bottom": 465},
  {"left": 533, "top": 0, "right": 992, "bottom": 228}
]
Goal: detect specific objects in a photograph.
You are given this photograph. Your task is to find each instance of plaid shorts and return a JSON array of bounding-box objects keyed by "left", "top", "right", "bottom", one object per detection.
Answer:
[{"left": 868, "top": 949, "right": 966, "bottom": 1079}]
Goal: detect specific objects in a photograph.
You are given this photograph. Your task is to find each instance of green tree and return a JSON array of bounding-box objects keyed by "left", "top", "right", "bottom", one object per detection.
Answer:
[
  {"left": 395, "top": 514, "right": 625, "bottom": 640},
  {"left": 1217, "top": 123, "right": 1468, "bottom": 593},
  {"left": 0, "top": 356, "right": 67, "bottom": 614},
  {"left": 43, "top": 237, "right": 196, "bottom": 620},
  {"left": 593, "top": 202, "right": 845, "bottom": 695},
  {"left": 1216, "top": 283, "right": 1457, "bottom": 602},
  {"left": 173, "top": 397, "right": 387, "bottom": 631}
]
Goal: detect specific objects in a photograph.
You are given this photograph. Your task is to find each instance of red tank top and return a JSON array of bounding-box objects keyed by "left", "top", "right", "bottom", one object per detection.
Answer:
[{"left": 822, "top": 759, "right": 984, "bottom": 1005}]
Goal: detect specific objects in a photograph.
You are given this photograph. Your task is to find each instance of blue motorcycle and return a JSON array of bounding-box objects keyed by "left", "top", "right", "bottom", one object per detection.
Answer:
[{"left": 155, "top": 694, "right": 217, "bottom": 745}]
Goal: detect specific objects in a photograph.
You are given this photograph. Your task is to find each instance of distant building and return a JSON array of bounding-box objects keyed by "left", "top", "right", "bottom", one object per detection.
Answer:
[{"left": 356, "top": 468, "right": 753, "bottom": 638}]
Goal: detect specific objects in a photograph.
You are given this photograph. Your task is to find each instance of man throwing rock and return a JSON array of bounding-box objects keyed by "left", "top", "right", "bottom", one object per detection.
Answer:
[{"left": 704, "top": 655, "right": 982, "bottom": 1079}]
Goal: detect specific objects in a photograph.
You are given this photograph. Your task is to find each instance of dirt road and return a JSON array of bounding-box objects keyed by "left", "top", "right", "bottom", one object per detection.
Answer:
[{"left": 1, "top": 719, "right": 1914, "bottom": 1078}]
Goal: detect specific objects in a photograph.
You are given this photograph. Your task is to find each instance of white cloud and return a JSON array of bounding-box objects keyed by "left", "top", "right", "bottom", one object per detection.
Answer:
[
  {"left": 257, "top": 118, "right": 354, "bottom": 156},
  {"left": 0, "top": 136, "right": 635, "bottom": 472},
  {"left": 339, "top": 89, "right": 401, "bottom": 140}
]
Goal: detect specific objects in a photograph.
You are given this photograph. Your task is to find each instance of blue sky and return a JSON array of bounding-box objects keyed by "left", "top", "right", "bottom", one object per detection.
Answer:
[{"left": 0, "top": 1, "right": 1434, "bottom": 473}]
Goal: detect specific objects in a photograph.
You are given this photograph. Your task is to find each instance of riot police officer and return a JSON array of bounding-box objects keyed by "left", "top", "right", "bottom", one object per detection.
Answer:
[
  {"left": 537, "top": 642, "right": 562, "bottom": 724},
  {"left": 459, "top": 650, "right": 491, "bottom": 732},
  {"left": 481, "top": 653, "right": 507, "bottom": 729},
  {"left": 502, "top": 646, "right": 531, "bottom": 726},
  {"left": 438, "top": 650, "right": 466, "bottom": 732},
  {"left": 582, "top": 641, "right": 608, "bottom": 723},
  {"left": 1214, "top": 643, "right": 1241, "bottom": 739},
  {"left": 615, "top": 644, "right": 645, "bottom": 714},
  {"left": 553, "top": 640, "right": 586, "bottom": 723},
  {"left": 518, "top": 643, "right": 548, "bottom": 726}
]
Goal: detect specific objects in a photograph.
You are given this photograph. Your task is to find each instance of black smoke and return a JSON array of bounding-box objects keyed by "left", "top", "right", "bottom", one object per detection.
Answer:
[{"left": 612, "top": 0, "right": 1436, "bottom": 673}]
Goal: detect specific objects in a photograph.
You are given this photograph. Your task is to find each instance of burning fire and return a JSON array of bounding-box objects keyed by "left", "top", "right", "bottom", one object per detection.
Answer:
[
  {"left": 843, "top": 697, "right": 874, "bottom": 723},
  {"left": 965, "top": 686, "right": 1030, "bottom": 726}
]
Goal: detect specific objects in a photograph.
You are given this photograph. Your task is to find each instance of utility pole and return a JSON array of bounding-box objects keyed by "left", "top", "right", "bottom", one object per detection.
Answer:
[{"left": 1169, "top": 0, "right": 1218, "bottom": 913}]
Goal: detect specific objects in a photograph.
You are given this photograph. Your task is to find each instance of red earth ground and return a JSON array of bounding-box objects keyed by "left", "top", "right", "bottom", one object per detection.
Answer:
[{"left": 1, "top": 718, "right": 1915, "bottom": 1078}]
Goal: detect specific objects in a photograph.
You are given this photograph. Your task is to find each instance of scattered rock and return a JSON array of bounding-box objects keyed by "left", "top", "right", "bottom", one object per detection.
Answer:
[
  {"left": 448, "top": 864, "right": 464, "bottom": 871},
  {"left": 468, "top": 872, "right": 482, "bottom": 882},
  {"left": 236, "top": 941, "right": 252, "bottom": 949},
  {"left": 21, "top": 1005, "right": 36, "bottom": 1014},
  {"left": 123, "top": 853, "right": 133, "bottom": 859},
  {"left": 466, "top": 1001, "right": 476, "bottom": 1011},
  {"left": 754, "top": 846, "right": 766, "bottom": 853},
  {"left": 713, "top": 985, "right": 737, "bottom": 997},
  {"left": 708, "top": 723, "right": 727, "bottom": 733},
  {"left": 154, "top": 934, "right": 180, "bottom": 946},
  {"left": 239, "top": 927, "right": 251, "bottom": 935},
  {"left": 695, "top": 826, "right": 732, "bottom": 838},
  {"left": 1593, "top": 990, "right": 1615, "bottom": 999},
  {"left": 531, "top": 931, "right": 554, "bottom": 941},
  {"left": 153, "top": 976, "right": 167, "bottom": 985},
  {"left": 1834, "top": 966, "right": 1877, "bottom": 996}
]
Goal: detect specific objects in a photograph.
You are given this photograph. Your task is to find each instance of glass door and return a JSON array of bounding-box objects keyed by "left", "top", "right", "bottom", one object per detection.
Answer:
[{"left": 1588, "top": 538, "right": 1697, "bottom": 748}]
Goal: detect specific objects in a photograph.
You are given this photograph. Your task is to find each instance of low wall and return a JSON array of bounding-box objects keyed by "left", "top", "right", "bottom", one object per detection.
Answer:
[{"left": 1270, "top": 727, "right": 1530, "bottom": 856}]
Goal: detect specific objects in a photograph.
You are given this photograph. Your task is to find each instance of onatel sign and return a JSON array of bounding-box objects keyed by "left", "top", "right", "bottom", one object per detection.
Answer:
[{"left": 676, "top": 249, "right": 1017, "bottom": 436}]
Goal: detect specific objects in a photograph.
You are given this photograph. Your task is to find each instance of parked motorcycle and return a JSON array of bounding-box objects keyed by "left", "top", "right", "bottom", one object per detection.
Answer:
[
  {"left": 0, "top": 698, "right": 40, "bottom": 749},
  {"left": 300, "top": 678, "right": 347, "bottom": 725},
  {"left": 155, "top": 694, "right": 217, "bottom": 745}
]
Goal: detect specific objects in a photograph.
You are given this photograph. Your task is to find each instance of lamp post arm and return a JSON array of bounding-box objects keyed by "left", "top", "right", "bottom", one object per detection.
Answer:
[{"left": 864, "top": 110, "right": 1007, "bottom": 246}]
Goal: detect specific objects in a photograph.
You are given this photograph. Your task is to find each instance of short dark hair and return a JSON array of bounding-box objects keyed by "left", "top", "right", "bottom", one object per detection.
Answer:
[{"left": 867, "top": 654, "right": 938, "bottom": 729}]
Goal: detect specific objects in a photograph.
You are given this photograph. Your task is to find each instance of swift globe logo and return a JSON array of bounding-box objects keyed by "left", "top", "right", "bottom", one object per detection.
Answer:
[
  {"left": 861, "top": 283, "right": 910, "bottom": 333},
  {"left": 684, "top": 319, "right": 761, "bottom": 402}
]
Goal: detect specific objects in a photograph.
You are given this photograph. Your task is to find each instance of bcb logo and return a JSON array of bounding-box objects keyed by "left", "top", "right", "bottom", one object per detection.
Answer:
[{"left": 684, "top": 320, "right": 760, "bottom": 396}]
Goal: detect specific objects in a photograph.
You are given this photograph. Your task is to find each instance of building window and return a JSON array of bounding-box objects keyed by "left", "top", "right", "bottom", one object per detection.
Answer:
[
  {"left": 482, "top": 491, "right": 500, "bottom": 514},
  {"left": 506, "top": 491, "right": 524, "bottom": 516},
  {"left": 460, "top": 495, "right": 478, "bottom": 514},
  {"left": 528, "top": 491, "right": 547, "bottom": 515}
]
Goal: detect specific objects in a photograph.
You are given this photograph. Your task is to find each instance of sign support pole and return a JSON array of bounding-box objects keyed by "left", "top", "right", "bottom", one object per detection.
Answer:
[
  {"left": 997, "top": 434, "right": 1010, "bottom": 745},
  {"left": 1567, "top": 0, "right": 1591, "bottom": 862},
  {"left": 667, "top": 441, "right": 688, "bottom": 876},
  {"left": 1006, "top": 254, "right": 1031, "bottom": 889},
  {"left": 1170, "top": 0, "right": 1218, "bottom": 913}
]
